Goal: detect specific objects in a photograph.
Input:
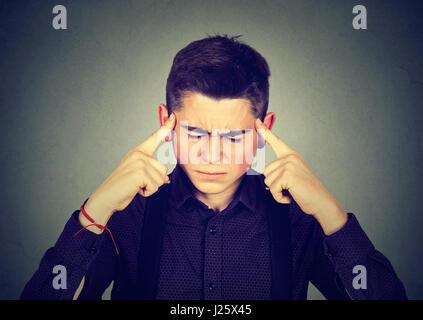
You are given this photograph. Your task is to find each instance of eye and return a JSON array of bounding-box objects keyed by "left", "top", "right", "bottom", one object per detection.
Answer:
[
  {"left": 225, "top": 136, "right": 243, "bottom": 143},
  {"left": 188, "top": 133, "right": 205, "bottom": 140}
]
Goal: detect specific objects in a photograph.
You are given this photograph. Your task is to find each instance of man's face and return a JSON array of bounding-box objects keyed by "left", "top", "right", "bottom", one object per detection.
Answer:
[{"left": 171, "top": 92, "right": 259, "bottom": 195}]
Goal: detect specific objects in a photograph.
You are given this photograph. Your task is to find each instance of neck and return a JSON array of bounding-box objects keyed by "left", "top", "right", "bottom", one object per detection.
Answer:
[{"left": 194, "top": 176, "right": 243, "bottom": 212}]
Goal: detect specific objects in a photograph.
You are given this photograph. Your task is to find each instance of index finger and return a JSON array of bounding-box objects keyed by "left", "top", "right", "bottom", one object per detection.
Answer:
[
  {"left": 255, "top": 118, "right": 295, "bottom": 158},
  {"left": 136, "top": 113, "right": 176, "bottom": 156}
]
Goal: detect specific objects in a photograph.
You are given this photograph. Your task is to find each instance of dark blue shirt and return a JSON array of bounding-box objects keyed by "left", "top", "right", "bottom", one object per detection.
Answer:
[{"left": 21, "top": 164, "right": 407, "bottom": 299}]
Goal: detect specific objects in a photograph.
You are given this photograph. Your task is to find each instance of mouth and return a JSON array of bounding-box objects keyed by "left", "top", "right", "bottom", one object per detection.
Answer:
[{"left": 195, "top": 170, "right": 227, "bottom": 180}]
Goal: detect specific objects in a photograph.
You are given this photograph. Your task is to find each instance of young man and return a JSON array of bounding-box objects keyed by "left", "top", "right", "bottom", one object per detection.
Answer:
[{"left": 21, "top": 35, "right": 407, "bottom": 300}]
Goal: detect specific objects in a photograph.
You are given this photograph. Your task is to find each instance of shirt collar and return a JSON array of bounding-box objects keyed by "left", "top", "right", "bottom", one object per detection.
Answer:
[{"left": 169, "top": 163, "right": 258, "bottom": 213}]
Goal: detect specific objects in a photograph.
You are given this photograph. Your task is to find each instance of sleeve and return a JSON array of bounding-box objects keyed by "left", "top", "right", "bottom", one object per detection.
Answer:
[
  {"left": 309, "top": 212, "right": 408, "bottom": 300},
  {"left": 20, "top": 198, "right": 118, "bottom": 300}
]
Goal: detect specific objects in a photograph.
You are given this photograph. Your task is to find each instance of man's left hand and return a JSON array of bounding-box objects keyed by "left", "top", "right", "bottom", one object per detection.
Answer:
[{"left": 255, "top": 118, "right": 348, "bottom": 235}]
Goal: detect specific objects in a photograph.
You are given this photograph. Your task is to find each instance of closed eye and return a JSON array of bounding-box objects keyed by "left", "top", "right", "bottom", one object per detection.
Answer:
[
  {"left": 188, "top": 134, "right": 242, "bottom": 143},
  {"left": 224, "top": 136, "right": 243, "bottom": 143},
  {"left": 188, "top": 133, "right": 206, "bottom": 140}
]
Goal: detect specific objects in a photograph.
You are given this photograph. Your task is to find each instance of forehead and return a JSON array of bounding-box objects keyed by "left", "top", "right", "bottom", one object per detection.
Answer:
[{"left": 175, "top": 92, "right": 256, "bottom": 130}]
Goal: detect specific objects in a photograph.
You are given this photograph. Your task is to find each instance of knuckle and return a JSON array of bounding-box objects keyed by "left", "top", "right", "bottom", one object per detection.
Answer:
[
  {"left": 269, "top": 186, "right": 278, "bottom": 195},
  {"left": 161, "top": 163, "right": 168, "bottom": 173},
  {"left": 283, "top": 153, "right": 297, "bottom": 162},
  {"left": 275, "top": 158, "right": 284, "bottom": 167},
  {"left": 147, "top": 185, "right": 159, "bottom": 196},
  {"left": 137, "top": 163, "right": 146, "bottom": 173},
  {"left": 132, "top": 169, "right": 144, "bottom": 182},
  {"left": 287, "top": 153, "right": 296, "bottom": 160},
  {"left": 281, "top": 168, "right": 292, "bottom": 180},
  {"left": 141, "top": 191, "right": 150, "bottom": 198},
  {"left": 153, "top": 159, "right": 168, "bottom": 174},
  {"left": 132, "top": 168, "right": 145, "bottom": 181},
  {"left": 135, "top": 158, "right": 146, "bottom": 168},
  {"left": 132, "top": 159, "right": 141, "bottom": 169},
  {"left": 284, "top": 161, "right": 295, "bottom": 170},
  {"left": 128, "top": 151, "right": 140, "bottom": 161},
  {"left": 264, "top": 177, "right": 271, "bottom": 186},
  {"left": 137, "top": 149, "right": 149, "bottom": 158}
]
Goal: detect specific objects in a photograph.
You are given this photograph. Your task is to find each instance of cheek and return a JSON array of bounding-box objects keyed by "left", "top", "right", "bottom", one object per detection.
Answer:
[
  {"left": 172, "top": 129, "right": 187, "bottom": 160},
  {"left": 233, "top": 131, "right": 258, "bottom": 165},
  {"left": 245, "top": 131, "right": 258, "bottom": 156}
]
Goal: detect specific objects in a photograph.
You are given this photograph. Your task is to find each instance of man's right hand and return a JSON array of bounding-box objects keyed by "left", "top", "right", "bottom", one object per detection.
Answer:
[{"left": 79, "top": 113, "right": 176, "bottom": 232}]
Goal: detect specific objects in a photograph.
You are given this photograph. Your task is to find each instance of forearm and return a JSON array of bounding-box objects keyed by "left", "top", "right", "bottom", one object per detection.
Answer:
[
  {"left": 21, "top": 208, "right": 107, "bottom": 300},
  {"left": 315, "top": 212, "right": 408, "bottom": 300}
]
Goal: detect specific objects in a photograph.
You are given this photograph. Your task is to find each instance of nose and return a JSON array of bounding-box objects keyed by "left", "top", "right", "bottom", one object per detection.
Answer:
[
  {"left": 200, "top": 132, "right": 223, "bottom": 164},
  {"left": 210, "top": 133, "right": 222, "bottom": 164}
]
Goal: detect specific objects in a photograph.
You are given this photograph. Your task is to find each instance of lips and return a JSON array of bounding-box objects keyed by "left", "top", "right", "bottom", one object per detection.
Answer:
[
  {"left": 195, "top": 170, "right": 227, "bottom": 180},
  {"left": 196, "top": 171, "right": 226, "bottom": 175}
]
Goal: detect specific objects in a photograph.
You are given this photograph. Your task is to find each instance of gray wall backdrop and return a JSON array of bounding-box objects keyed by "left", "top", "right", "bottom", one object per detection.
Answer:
[{"left": 1, "top": 0, "right": 422, "bottom": 299}]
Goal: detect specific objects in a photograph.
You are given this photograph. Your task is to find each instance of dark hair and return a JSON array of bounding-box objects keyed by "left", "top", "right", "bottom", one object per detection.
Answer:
[{"left": 165, "top": 33, "right": 270, "bottom": 120}]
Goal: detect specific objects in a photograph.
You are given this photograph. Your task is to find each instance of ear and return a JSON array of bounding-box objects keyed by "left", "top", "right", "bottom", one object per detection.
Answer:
[
  {"left": 258, "top": 112, "right": 276, "bottom": 148},
  {"left": 158, "top": 104, "right": 173, "bottom": 142},
  {"left": 158, "top": 104, "right": 170, "bottom": 126}
]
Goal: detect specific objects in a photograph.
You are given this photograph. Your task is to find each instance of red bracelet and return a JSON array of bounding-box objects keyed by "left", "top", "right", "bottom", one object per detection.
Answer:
[{"left": 73, "top": 203, "right": 120, "bottom": 255}]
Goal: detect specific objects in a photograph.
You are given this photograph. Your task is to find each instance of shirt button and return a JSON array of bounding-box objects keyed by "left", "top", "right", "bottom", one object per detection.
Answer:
[
  {"left": 208, "top": 283, "right": 216, "bottom": 291},
  {"left": 89, "top": 246, "right": 97, "bottom": 254},
  {"left": 209, "top": 226, "right": 216, "bottom": 234}
]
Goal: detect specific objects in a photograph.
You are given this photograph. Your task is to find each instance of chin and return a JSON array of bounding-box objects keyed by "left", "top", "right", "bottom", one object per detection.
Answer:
[
  {"left": 180, "top": 163, "right": 249, "bottom": 194},
  {"left": 190, "top": 180, "right": 230, "bottom": 194}
]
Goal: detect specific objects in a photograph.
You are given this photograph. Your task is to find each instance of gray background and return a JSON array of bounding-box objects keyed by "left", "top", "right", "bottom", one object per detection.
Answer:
[{"left": 0, "top": 0, "right": 422, "bottom": 299}]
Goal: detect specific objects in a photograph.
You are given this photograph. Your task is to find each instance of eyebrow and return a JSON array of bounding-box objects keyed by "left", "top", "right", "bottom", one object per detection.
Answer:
[{"left": 180, "top": 124, "right": 251, "bottom": 136}]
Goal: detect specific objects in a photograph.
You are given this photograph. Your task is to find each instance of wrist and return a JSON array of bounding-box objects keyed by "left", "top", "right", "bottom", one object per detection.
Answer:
[
  {"left": 313, "top": 200, "right": 348, "bottom": 236},
  {"left": 78, "top": 198, "right": 113, "bottom": 234}
]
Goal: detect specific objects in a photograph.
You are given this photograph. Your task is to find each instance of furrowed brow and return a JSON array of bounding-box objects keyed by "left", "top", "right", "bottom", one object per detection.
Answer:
[
  {"left": 219, "top": 129, "right": 251, "bottom": 137},
  {"left": 180, "top": 124, "right": 209, "bottom": 134},
  {"left": 180, "top": 124, "right": 251, "bottom": 136}
]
